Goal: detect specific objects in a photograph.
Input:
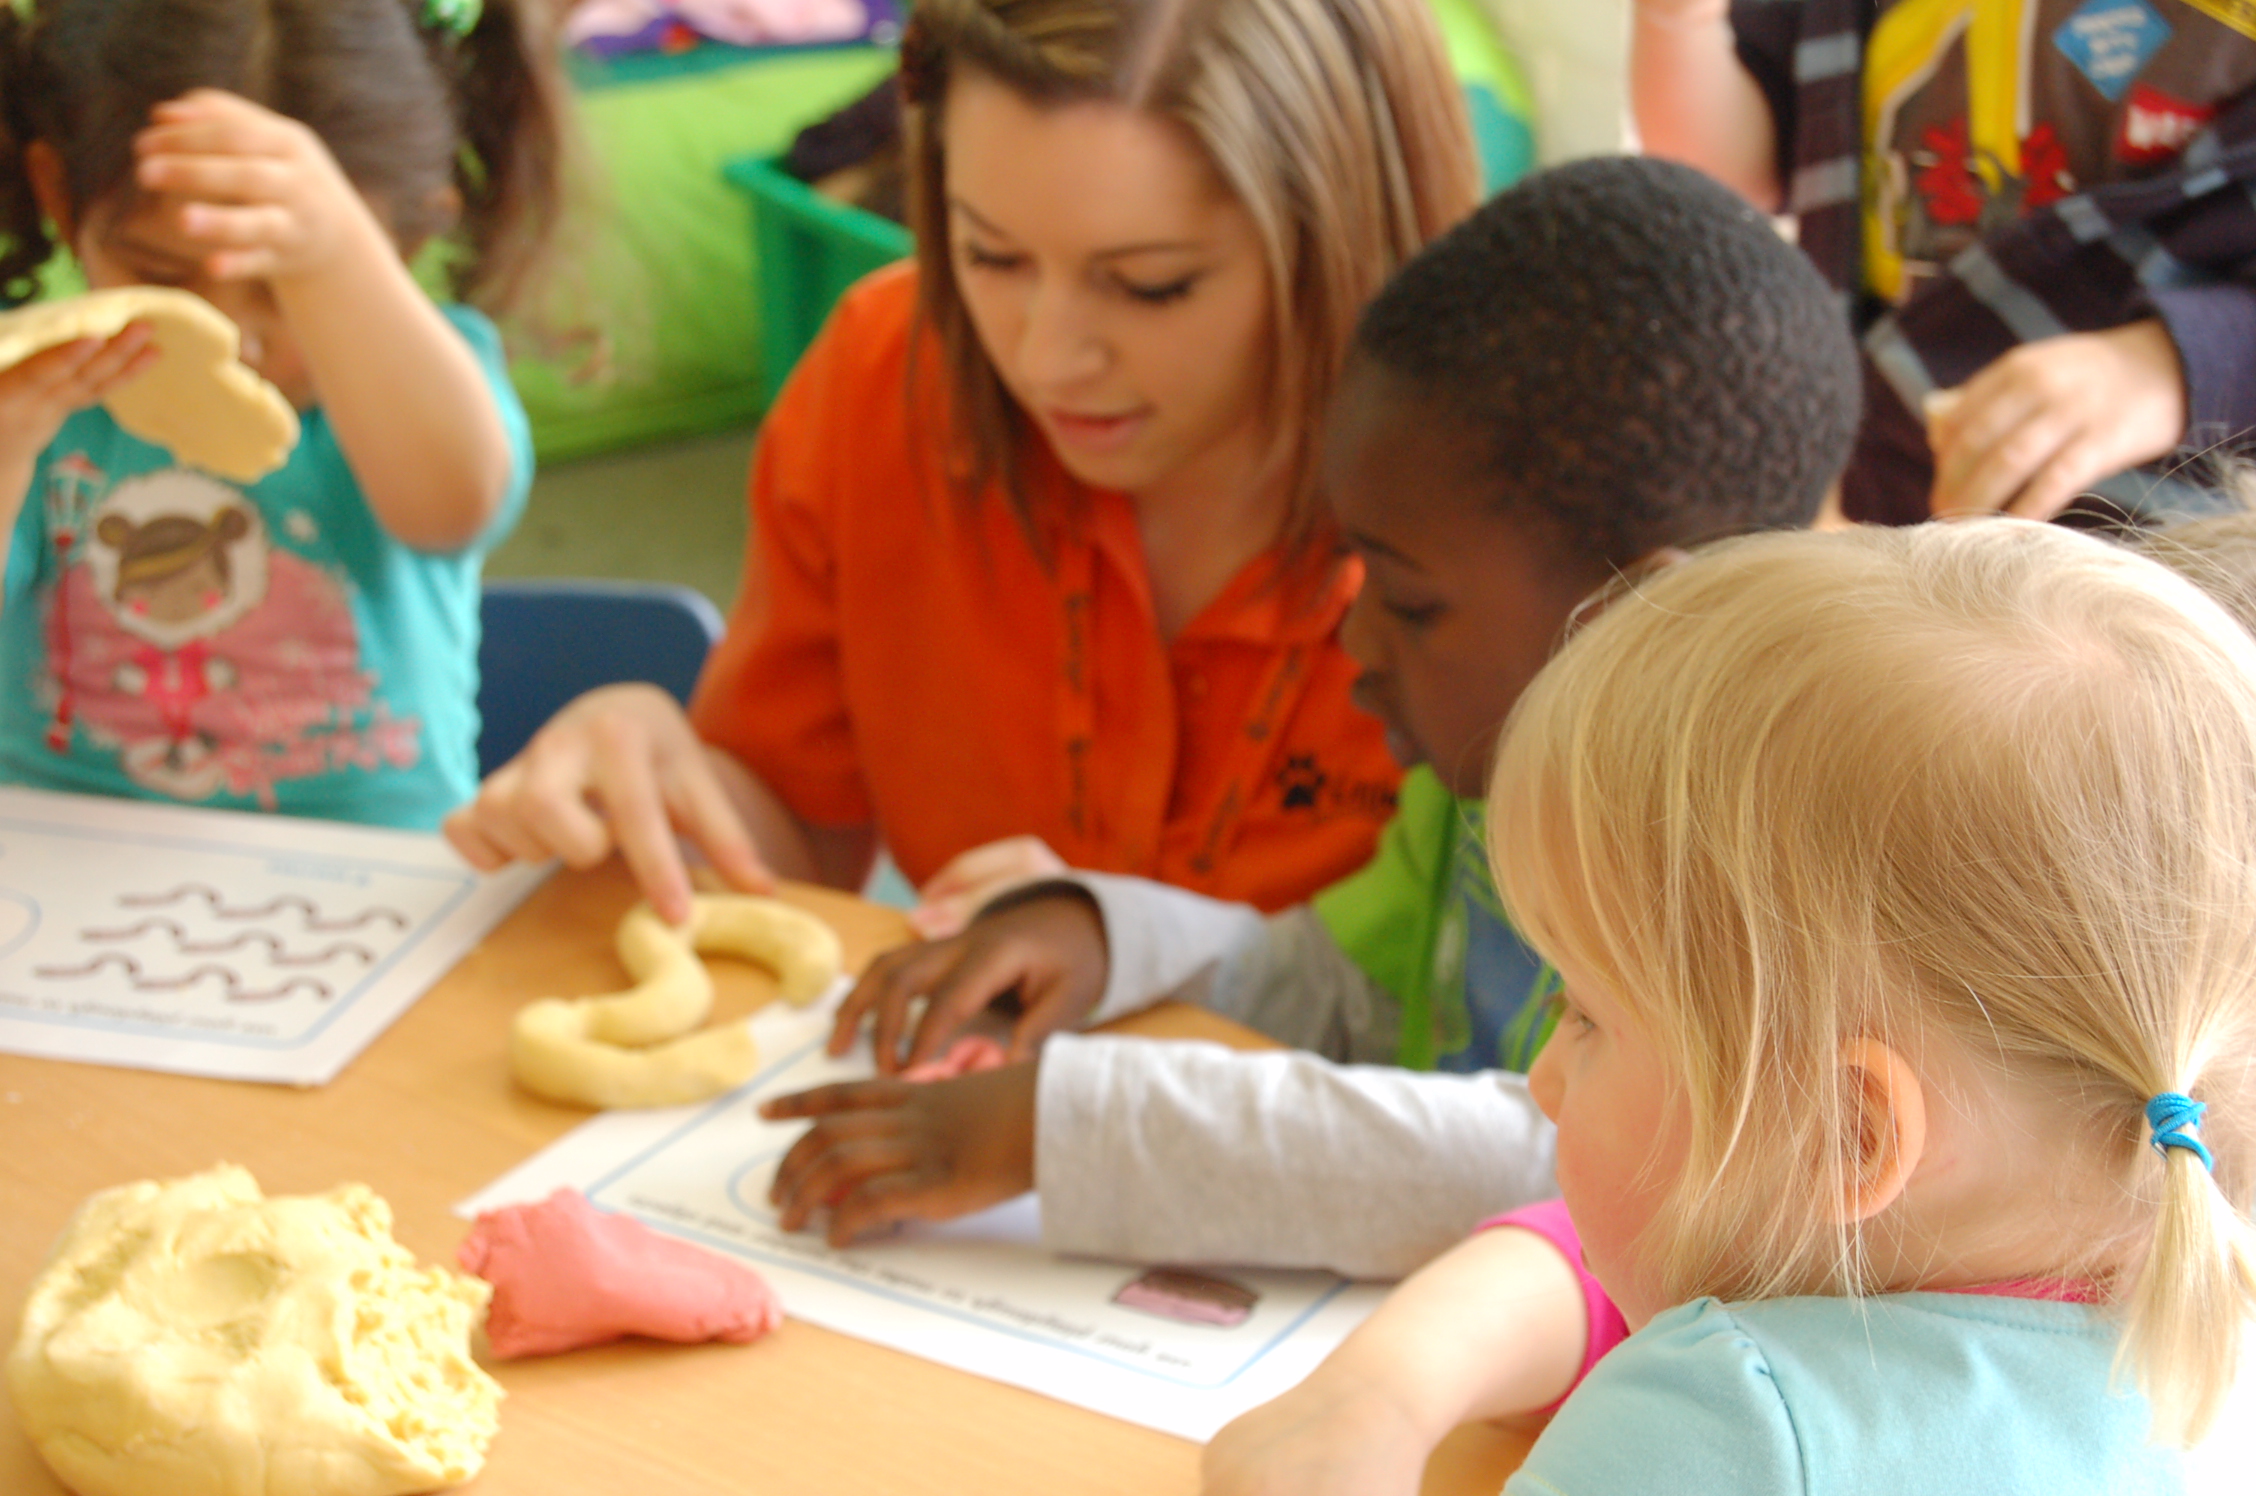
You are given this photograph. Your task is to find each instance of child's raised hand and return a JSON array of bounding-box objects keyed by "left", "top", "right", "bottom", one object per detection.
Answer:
[
  {"left": 827, "top": 892, "right": 1108, "bottom": 1074},
  {"left": 132, "top": 90, "right": 386, "bottom": 286},
  {"left": 759, "top": 1062, "right": 1038, "bottom": 1245},
  {"left": 0, "top": 327, "right": 157, "bottom": 467}
]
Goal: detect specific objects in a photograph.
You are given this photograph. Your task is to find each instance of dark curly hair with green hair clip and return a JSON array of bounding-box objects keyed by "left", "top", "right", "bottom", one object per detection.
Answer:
[{"left": 0, "top": 0, "right": 571, "bottom": 314}]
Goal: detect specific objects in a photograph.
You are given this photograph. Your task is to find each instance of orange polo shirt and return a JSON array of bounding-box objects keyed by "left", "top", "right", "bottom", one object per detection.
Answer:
[{"left": 691, "top": 264, "right": 1399, "bottom": 911}]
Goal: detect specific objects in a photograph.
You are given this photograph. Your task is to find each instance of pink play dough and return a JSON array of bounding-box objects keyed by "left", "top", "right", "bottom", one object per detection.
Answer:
[
  {"left": 899, "top": 1034, "right": 1010, "bottom": 1083},
  {"left": 457, "top": 1189, "right": 783, "bottom": 1359}
]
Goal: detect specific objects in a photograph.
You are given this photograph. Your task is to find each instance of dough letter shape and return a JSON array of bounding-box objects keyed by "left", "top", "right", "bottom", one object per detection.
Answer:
[
  {"left": 510, "top": 895, "right": 844, "bottom": 1109},
  {"left": 0, "top": 287, "right": 300, "bottom": 482},
  {"left": 6, "top": 1165, "right": 501, "bottom": 1496}
]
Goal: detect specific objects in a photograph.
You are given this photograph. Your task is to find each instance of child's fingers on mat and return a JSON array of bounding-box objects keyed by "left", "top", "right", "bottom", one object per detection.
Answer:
[
  {"left": 829, "top": 942, "right": 950, "bottom": 1057},
  {"left": 826, "top": 1171, "right": 942, "bottom": 1245},
  {"left": 774, "top": 1134, "right": 915, "bottom": 1232},
  {"left": 901, "top": 942, "right": 1035, "bottom": 1070},
  {"left": 760, "top": 1077, "right": 914, "bottom": 1120}
]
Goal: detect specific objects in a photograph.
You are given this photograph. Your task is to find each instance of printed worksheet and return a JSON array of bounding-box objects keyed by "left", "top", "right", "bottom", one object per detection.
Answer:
[
  {"left": 0, "top": 787, "right": 548, "bottom": 1084},
  {"left": 461, "top": 992, "right": 1388, "bottom": 1441}
]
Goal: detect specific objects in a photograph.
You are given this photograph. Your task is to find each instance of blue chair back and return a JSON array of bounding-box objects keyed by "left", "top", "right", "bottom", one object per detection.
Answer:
[{"left": 476, "top": 579, "right": 726, "bottom": 778}]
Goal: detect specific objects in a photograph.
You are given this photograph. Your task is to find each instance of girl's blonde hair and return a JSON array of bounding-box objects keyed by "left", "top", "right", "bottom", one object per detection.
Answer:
[
  {"left": 899, "top": 0, "right": 1479, "bottom": 552},
  {"left": 1491, "top": 520, "right": 2256, "bottom": 1444}
]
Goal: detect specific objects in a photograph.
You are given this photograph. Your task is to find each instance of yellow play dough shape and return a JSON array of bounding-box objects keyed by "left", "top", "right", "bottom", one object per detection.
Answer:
[
  {"left": 6, "top": 1166, "right": 500, "bottom": 1496},
  {"left": 510, "top": 895, "right": 844, "bottom": 1109},
  {"left": 0, "top": 287, "right": 300, "bottom": 482}
]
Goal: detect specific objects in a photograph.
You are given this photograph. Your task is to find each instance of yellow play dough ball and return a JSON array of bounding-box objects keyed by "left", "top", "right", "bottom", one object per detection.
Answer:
[{"left": 7, "top": 1166, "right": 500, "bottom": 1496}]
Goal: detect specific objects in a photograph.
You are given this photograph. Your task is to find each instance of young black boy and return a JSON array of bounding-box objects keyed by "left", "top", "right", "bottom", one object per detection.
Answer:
[{"left": 760, "top": 157, "right": 1863, "bottom": 1276}]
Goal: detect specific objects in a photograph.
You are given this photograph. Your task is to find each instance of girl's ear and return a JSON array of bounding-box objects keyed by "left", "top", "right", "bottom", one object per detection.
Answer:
[
  {"left": 1836, "top": 1036, "right": 1928, "bottom": 1224},
  {"left": 24, "top": 140, "right": 74, "bottom": 242}
]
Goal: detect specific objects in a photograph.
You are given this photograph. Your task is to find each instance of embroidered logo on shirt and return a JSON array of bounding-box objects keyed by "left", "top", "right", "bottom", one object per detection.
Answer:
[
  {"left": 1275, "top": 753, "right": 1328, "bottom": 811},
  {"left": 2116, "top": 82, "right": 2217, "bottom": 163},
  {"left": 1268, "top": 753, "right": 1395, "bottom": 821},
  {"left": 2052, "top": 0, "right": 2173, "bottom": 102}
]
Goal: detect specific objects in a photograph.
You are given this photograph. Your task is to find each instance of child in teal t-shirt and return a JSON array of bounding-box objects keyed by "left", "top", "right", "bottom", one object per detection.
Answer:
[
  {"left": 1, "top": 307, "right": 529, "bottom": 828},
  {"left": 0, "top": 0, "right": 567, "bottom": 830}
]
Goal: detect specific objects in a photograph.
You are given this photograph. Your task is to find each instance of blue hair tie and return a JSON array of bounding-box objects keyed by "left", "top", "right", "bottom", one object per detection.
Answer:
[{"left": 2146, "top": 1093, "right": 2215, "bottom": 1173}]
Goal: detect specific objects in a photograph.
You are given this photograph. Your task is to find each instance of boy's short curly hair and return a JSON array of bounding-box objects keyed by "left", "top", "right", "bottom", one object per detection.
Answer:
[{"left": 1354, "top": 155, "right": 1860, "bottom": 566}]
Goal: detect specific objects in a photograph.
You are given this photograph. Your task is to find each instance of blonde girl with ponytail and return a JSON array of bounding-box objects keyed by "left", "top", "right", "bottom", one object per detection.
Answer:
[{"left": 1208, "top": 519, "right": 2256, "bottom": 1495}]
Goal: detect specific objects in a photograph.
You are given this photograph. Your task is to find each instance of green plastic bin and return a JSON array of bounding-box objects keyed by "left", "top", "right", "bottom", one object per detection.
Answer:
[{"left": 725, "top": 154, "right": 913, "bottom": 401}]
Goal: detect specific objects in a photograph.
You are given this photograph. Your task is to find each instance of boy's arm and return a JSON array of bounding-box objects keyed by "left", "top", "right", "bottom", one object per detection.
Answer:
[
  {"left": 1036, "top": 1035, "right": 1557, "bottom": 1278},
  {"left": 1202, "top": 1227, "right": 1589, "bottom": 1496},
  {"left": 1629, "top": 0, "right": 1782, "bottom": 209},
  {"left": 1071, "top": 874, "right": 1399, "bottom": 1062}
]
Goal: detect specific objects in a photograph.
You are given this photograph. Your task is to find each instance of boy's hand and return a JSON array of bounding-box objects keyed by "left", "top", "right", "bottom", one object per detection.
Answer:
[
  {"left": 1927, "top": 320, "right": 2186, "bottom": 522},
  {"left": 760, "top": 1062, "right": 1038, "bottom": 1245},
  {"left": 133, "top": 89, "right": 391, "bottom": 286},
  {"left": 0, "top": 327, "right": 157, "bottom": 473},
  {"left": 828, "top": 892, "right": 1108, "bottom": 1074},
  {"left": 1201, "top": 1371, "right": 1430, "bottom": 1496}
]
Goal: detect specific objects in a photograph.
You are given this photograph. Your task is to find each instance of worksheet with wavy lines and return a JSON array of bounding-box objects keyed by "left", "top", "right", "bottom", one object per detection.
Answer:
[{"left": 0, "top": 787, "right": 547, "bottom": 1084}]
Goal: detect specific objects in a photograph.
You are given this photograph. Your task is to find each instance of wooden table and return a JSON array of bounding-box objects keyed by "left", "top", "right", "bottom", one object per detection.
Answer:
[{"left": 2, "top": 863, "right": 1535, "bottom": 1494}]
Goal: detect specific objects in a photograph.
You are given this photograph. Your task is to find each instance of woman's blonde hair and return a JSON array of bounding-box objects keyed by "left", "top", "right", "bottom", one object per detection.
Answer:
[
  {"left": 899, "top": 0, "right": 1479, "bottom": 551},
  {"left": 1491, "top": 521, "right": 2256, "bottom": 1444}
]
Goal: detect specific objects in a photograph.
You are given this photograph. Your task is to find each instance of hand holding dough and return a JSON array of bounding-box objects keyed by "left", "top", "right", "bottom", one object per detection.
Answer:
[
  {"left": 457, "top": 1188, "right": 784, "bottom": 1358},
  {"left": 510, "top": 895, "right": 845, "bottom": 1109},
  {"left": 6, "top": 1166, "right": 499, "bottom": 1496},
  {"left": 0, "top": 287, "right": 299, "bottom": 482}
]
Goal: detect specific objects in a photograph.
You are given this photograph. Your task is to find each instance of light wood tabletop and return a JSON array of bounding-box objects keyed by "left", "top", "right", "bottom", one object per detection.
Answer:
[{"left": 1, "top": 861, "right": 1535, "bottom": 1495}]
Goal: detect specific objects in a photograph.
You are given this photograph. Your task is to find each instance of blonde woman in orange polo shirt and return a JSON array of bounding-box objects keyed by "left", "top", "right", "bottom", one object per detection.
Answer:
[{"left": 445, "top": 0, "right": 1479, "bottom": 925}]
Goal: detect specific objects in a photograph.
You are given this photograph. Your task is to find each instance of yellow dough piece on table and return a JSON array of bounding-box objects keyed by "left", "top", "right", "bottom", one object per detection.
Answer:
[
  {"left": 510, "top": 894, "right": 846, "bottom": 1109},
  {"left": 6, "top": 1165, "right": 500, "bottom": 1496},
  {"left": 0, "top": 287, "right": 300, "bottom": 482}
]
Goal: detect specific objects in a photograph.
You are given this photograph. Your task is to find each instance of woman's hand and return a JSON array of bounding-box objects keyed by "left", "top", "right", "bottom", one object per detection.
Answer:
[
  {"left": 133, "top": 89, "right": 388, "bottom": 287},
  {"left": 908, "top": 833, "right": 1068, "bottom": 938},
  {"left": 443, "top": 683, "right": 776, "bottom": 924},
  {"left": 827, "top": 892, "right": 1109, "bottom": 1074},
  {"left": 760, "top": 1062, "right": 1039, "bottom": 1245},
  {"left": 1927, "top": 320, "right": 2187, "bottom": 521}
]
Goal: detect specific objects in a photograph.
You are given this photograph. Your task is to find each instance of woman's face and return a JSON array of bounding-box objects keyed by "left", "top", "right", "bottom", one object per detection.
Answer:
[{"left": 942, "top": 71, "right": 1274, "bottom": 499}]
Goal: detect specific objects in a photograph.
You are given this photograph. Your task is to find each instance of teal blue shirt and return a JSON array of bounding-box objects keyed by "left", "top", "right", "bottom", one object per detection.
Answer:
[
  {"left": 0, "top": 305, "right": 531, "bottom": 830},
  {"left": 1509, "top": 1294, "right": 2219, "bottom": 1495}
]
